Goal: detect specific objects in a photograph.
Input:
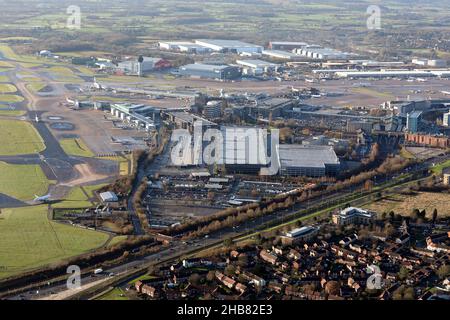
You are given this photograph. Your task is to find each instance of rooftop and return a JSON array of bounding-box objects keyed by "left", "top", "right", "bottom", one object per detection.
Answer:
[
  {"left": 195, "top": 39, "right": 262, "bottom": 49},
  {"left": 339, "top": 207, "right": 374, "bottom": 218},
  {"left": 236, "top": 59, "right": 278, "bottom": 67},
  {"left": 286, "top": 226, "right": 318, "bottom": 238},
  {"left": 180, "top": 63, "right": 233, "bottom": 72},
  {"left": 278, "top": 145, "right": 340, "bottom": 169}
]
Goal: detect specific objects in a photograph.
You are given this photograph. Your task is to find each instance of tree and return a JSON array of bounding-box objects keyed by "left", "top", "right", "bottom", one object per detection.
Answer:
[
  {"left": 432, "top": 209, "right": 438, "bottom": 223},
  {"left": 206, "top": 271, "right": 216, "bottom": 282},
  {"left": 325, "top": 281, "right": 341, "bottom": 296},
  {"left": 189, "top": 273, "right": 201, "bottom": 286},
  {"left": 224, "top": 264, "right": 236, "bottom": 277},
  {"left": 436, "top": 265, "right": 450, "bottom": 279},
  {"left": 398, "top": 266, "right": 409, "bottom": 280},
  {"left": 223, "top": 238, "right": 234, "bottom": 248}
]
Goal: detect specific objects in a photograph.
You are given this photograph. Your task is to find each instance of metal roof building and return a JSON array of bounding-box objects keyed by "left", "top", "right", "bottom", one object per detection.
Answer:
[
  {"left": 278, "top": 145, "right": 340, "bottom": 177},
  {"left": 262, "top": 50, "right": 299, "bottom": 60},
  {"left": 159, "top": 41, "right": 212, "bottom": 54},
  {"left": 195, "top": 39, "right": 263, "bottom": 53},
  {"left": 99, "top": 192, "right": 118, "bottom": 203},
  {"left": 178, "top": 63, "right": 242, "bottom": 80}
]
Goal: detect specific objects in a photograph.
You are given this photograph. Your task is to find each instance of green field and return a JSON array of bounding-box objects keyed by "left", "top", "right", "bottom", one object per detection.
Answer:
[
  {"left": 0, "top": 44, "right": 44, "bottom": 65},
  {"left": 0, "top": 119, "right": 45, "bottom": 155},
  {"left": 26, "top": 82, "right": 47, "bottom": 93},
  {"left": 0, "top": 75, "right": 9, "bottom": 82},
  {"left": 431, "top": 160, "right": 450, "bottom": 175},
  {"left": 107, "top": 235, "right": 128, "bottom": 248},
  {"left": 0, "top": 205, "right": 109, "bottom": 279},
  {"left": 0, "top": 109, "right": 26, "bottom": 116},
  {"left": 0, "top": 61, "right": 14, "bottom": 68},
  {"left": 51, "top": 187, "right": 94, "bottom": 209},
  {"left": 51, "top": 183, "right": 106, "bottom": 209},
  {"left": 0, "top": 83, "right": 17, "bottom": 93},
  {"left": 59, "top": 138, "right": 95, "bottom": 157},
  {"left": 0, "top": 94, "right": 24, "bottom": 103},
  {"left": 0, "top": 162, "right": 51, "bottom": 201},
  {"left": 97, "top": 287, "right": 129, "bottom": 300}
]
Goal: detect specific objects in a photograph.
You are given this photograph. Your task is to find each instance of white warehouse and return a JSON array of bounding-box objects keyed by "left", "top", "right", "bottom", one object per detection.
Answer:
[
  {"left": 194, "top": 39, "right": 263, "bottom": 54},
  {"left": 236, "top": 59, "right": 279, "bottom": 75}
]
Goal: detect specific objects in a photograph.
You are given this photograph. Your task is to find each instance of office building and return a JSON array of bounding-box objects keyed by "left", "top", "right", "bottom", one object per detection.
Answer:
[
  {"left": 332, "top": 207, "right": 375, "bottom": 226},
  {"left": 280, "top": 226, "right": 320, "bottom": 245},
  {"left": 406, "top": 111, "right": 423, "bottom": 133}
]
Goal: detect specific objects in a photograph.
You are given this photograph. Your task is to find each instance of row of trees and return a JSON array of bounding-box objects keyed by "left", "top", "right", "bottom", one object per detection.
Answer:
[{"left": 166, "top": 155, "right": 415, "bottom": 240}]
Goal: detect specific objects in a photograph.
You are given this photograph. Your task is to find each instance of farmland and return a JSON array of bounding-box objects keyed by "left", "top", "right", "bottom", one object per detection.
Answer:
[{"left": 0, "top": 205, "right": 109, "bottom": 279}]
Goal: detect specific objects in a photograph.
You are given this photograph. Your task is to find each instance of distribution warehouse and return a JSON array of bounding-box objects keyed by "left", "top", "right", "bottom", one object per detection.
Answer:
[
  {"left": 178, "top": 63, "right": 242, "bottom": 80},
  {"left": 194, "top": 39, "right": 263, "bottom": 54}
]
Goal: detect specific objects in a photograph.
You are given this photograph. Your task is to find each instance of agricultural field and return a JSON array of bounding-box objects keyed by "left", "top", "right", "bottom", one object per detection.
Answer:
[
  {"left": 59, "top": 138, "right": 95, "bottom": 158},
  {"left": 0, "top": 119, "right": 45, "bottom": 155},
  {"left": 0, "top": 162, "right": 52, "bottom": 201},
  {"left": 364, "top": 192, "right": 450, "bottom": 218},
  {"left": 0, "top": 205, "right": 109, "bottom": 279}
]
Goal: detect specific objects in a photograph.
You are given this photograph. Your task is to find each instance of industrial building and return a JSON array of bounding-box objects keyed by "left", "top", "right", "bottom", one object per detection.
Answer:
[
  {"left": 262, "top": 50, "right": 299, "bottom": 60},
  {"left": 159, "top": 41, "right": 212, "bottom": 54},
  {"left": 294, "top": 45, "right": 350, "bottom": 60},
  {"left": 99, "top": 191, "right": 119, "bottom": 203},
  {"left": 335, "top": 69, "right": 450, "bottom": 79},
  {"left": 406, "top": 111, "right": 423, "bottom": 133},
  {"left": 280, "top": 226, "right": 320, "bottom": 245},
  {"left": 412, "top": 58, "right": 447, "bottom": 68},
  {"left": 332, "top": 207, "right": 375, "bottom": 226},
  {"left": 194, "top": 39, "right": 263, "bottom": 54},
  {"left": 268, "top": 41, "right": 308, "bottom": 51},
  {"left": 110, "top": 103, "right": 159, "bottom": 131},
  {"left": 278, "top": 145, "right": 340, "bottom": 177},
  {"left": 178, "top": 63, "right": 242, "bottom": 80},
  {"left": 116, "top": 57, "right": 171, "bottom": 76},
  {"left": 236, "top": 59, "right": 279, "bottom": 76}
]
